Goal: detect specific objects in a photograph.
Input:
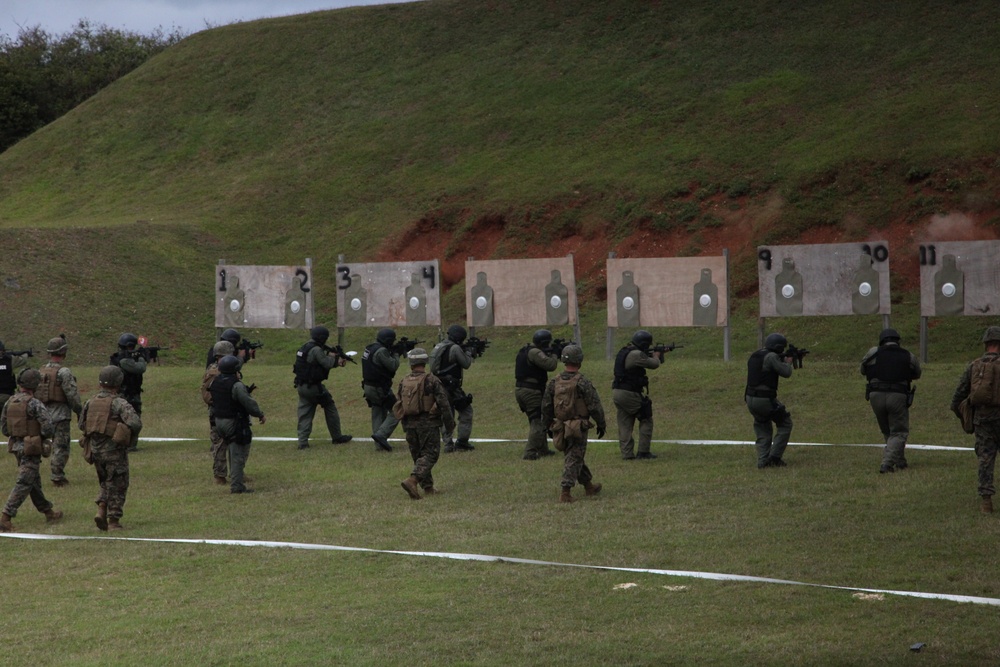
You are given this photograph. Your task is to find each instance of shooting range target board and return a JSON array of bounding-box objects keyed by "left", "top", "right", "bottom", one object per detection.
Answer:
[
  {"left": 335, "top": 260, "right": 441, "bottom": 327},
  {"left": 606, "top": 257, "right": 728, "bottom": 327},
  {"left": 215, "top": 263, "right": 314, "bottom": 329},
  {"left": 757, "top": 242, "right": 891, "bottom": 317},
  {"left": 464, "top": 257, "right": 578, "bottom": 327},
  {"left": 918, "top": 241, "right": 1000, "bottom": 317}
]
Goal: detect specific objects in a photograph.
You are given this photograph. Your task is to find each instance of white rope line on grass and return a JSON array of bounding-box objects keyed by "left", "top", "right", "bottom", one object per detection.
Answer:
[
  {"left": 121, "top": 437, "right": 975, "bottom": 452},
  {"left": 3, "top": 531, "right": 998, "bottom": 606}
]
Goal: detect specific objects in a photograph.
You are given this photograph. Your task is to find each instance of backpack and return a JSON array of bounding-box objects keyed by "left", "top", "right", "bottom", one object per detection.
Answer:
[
  {"left": 201, "top": 366, "right": 220, "bottom": 406},
  {"left": 553, "top": 374, "right": 586, "bottom": 421},
  {"left": 969, "top": 357, "right": 1000, "bottom": 407},
  {"left": 429, "top": 341, "right": 452, "bottom": 376},
  {"left": 393, "top": 374, "right": 438, "bottom": 419}
]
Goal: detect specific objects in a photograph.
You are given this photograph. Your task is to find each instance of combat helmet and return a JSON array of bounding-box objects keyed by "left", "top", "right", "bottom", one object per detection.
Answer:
[
  {"left": 218, "top": 355, "right": 242, "bottom": 375},
  {"left": 879, "top": 328, "right": 901, "bottom": 345},
  {"left": 407, "top": 347, "right": 429, "bottom": 365},
  {"left": 377, "top": 328, "right": 397, "bottom": 347},
  {"left": 118, "top": 333, "right": 138, "bottom": 349},
  {"left": 532, "top": 329, "right": 552, "bottom": 348},
  {"left": 99, "top": 365, "right": 125, "bottom": 388},
  {"left": 447, "top": 325, "right": 467, "bottom": 344},
  {"left": 982, "top": 326, "right": 1000, "bottom": 344},
  {"left": 221, "top": 328, "right": 241, "bottom": 345},
  {"left": 47, "top": 335, "right": 68, "bottom": 356},
  {"left": 561, "top": 344, "right": 584, "bottom": 366},
  {"left": 213, "top": 340, "right": 236, "bottom": 358},
  {"left": 764, "top": 333, "right": 787, "bottom": 354},
  {"left": 17, "top": 369, "right": 41, "bottom": 390},
  {"left": 310, "top": 326, "right": 330, "bottom": 345},
  {"left": 631, "top": 330, "right": 653, "bottom": 350}
]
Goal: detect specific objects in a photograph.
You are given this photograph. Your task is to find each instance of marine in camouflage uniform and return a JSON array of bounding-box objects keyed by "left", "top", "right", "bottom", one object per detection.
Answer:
[
  {"left": 541, "top": 345, "right": 606, "bottom": 503},
  {"left": 432, "top": 324, "right": 475, "bottom": 453},
  {"left": 0, "top": 369, "right": 62, "bottom": 532},
  {"left": 398, "top": 348, "right": 455, "bottom": 500},
  {"left": 950, "top": 326, "right": 1000, "bottom": 513},
  {"left": 79, "top": 366, "right": 142, "bottom": 531},
  {"left": 515, "top": 329, "right": 559, "bottom": 460},
  {"left": 211, "top": 355, "right": 265, "bottom": 494},
  {"left": 0, "top": 340, "right": 30, "bottom": 411},
  {"left": 294, "top": 326, "right": 351, "bottom": 449},
  {"left": 362, "top": 328, "right": 401, "bottom": 453},
  {"left": 745, "top": 333, "right": 794, "bottom": 468},
  {"left": 611, "top": 330, "right": 663, "bottom": 460},
  {"left": 860, "top": 328, "right": 922, "bottom": 473},
  {"left": 202, "top": 340, "right": 236, "bottom": 485},
  {"left": 39, "top": 336, "right": 82, "bottom": 486},
  {"left": 109, "top": 332, "right": 147, "bottom": 451}
]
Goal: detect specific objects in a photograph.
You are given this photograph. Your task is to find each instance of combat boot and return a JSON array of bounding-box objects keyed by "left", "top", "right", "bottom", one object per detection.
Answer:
[
  {"left": 108, "top": 518, "right": 124, "bottom": 531},
  {"left": 423, "top": 487, "right": 440, "bottom": 495},
  {"left": 982, "top": 496, "right": 994, "bottom": 514},
  {"left": 0, "top": 512, "right": 13, "bottom": 532},
  {"left": 401, "top": 475, "right": 422, "bottom": 500},
  {"left": 95, "top": 502, "right": 108, "bottom": 531},
  {"left": 584, "top": 481, "right": 602, "bottom": 496},
  {"left": 214, "top": 476, "right": 228, "bottom": 485},
  {"left": 454, "top": 438, "right": 475, "bottom": 451},
  {"left": 560, "top": 488, "right": 573, "bottom": 503},
  {"left": 44, "top": 508, "right": 63, "bottom": 523}
]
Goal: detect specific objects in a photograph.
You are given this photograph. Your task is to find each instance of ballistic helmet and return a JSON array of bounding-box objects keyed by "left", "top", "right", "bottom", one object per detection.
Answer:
[
  {"left": 218, "top": 355, "right": 242, "bottom": 375},
  {"left": 982, "top": 326, "right": 1000, "bottom": 344},
  {"left": 221, "top": 328, "right": 241, "bottom": 345},
  {"left": 879, "top": 328, "right": 901, "bottom": 345},
  {"left": 532, "top": 329, "right": 552, "bottom": 348},
  {"left": 447, "top": 325, "right": 467, "bottom": 344},
  {"left": 213, "top": 341, "right": 235, "bottom": 358},
  {"left": 632, "top": 330, "right": 653, "bottom": 350},
  {"left": 310, "top": 325, "right": 330, "bottom": 345},
  {"left": 764, "top": 333, "right": 787, "bottom": 354},
  {"left": 118, "top": 333, "right": 138, "bottom": 349},
  {"left": 377, "top": 328, "right": 397, "bottom": 347},
  {"left": 99, "top": 365, "right": 125, "bottom": 388},
  {"left": 17, "top": 369, "right": 41, "bottom": 390},
  {"left": 408, "top": 347, "right": 429, "bottom": 366},
  {"left": 47, "top": 335, "right": 68, "bottom": 356},
  {"left": 561, "top": 344, "right": 584, "bottom": 366}
]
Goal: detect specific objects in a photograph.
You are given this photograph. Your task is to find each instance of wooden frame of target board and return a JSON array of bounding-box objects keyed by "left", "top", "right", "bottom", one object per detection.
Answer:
[
  {"left": 334, "top": 259, "right": 441, "bottom": 329},
  {"left": 917, "top": 240, "right": 1000, "bottom": 362},
  {"left": 463, "top": 257, "right": 580, "bottom": 339},
  {"left": 605, "top": 252, "right": 731, "bottom": 360},
  {"left": 214, "top": 260, "right": 314, "bottom": 330}
]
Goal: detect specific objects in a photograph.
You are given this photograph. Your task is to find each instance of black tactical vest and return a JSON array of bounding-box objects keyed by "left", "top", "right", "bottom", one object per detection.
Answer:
[
  {"left": 612, "top": 346, "right": 647, "bottom": 392},
  {"left": 0, "top": 354, "right": 15, "bottom": 394},
  {"left": 866, "top": 345, "right": 913, "bottom": 392},
  {"left": 515, "top": 345, "right": 548, "bottom": 389},
  {"left": 361, "top": 342, "right": 393, "bottom": 388},
  {"left": 745, "top": 349, "right": 779, "bottom": 398},
  {"left": 293, "top": 341, "right": 329, "bottom": 386},
  {"left": 209, "top": 374, "right": 243, "bottom": 419},
  {"left": 109, "top": 351, "right": 143, "bottom": 400}
]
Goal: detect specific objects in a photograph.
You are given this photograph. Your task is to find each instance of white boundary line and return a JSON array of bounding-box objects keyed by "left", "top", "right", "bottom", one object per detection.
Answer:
[{"left": 3, "top": 532, "right": 997, "bottom": 607}]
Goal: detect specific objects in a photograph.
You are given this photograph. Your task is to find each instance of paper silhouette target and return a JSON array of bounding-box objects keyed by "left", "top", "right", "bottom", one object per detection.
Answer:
[
  {"left": 335, "top": 261, "right": 441, "bottom": 327},
  {"left": 464, "top": 258, "right": 577, "bottom": 327},
  {"left": 606, "top": 257, "right": 728, "bottom": 327},
  {"left": 918, "top": 241, "right": 1000, "bottom": 317},
  {"left": 757, "top": 243, "right": 891, "bottom": 317},
  {"left": 215, "top": 263, "right": 314, "bottom": 329}
]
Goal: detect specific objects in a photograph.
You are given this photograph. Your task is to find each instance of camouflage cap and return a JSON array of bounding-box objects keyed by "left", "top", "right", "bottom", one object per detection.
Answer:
[{"left": 982, "top": 326, "right": 1000, "bottom": 344}]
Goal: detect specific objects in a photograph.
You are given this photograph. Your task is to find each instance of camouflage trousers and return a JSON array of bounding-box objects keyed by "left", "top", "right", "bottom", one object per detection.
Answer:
[
  {"left": 49, "top": 419, "right": 72, "bottom": 482},
  {"left": 209, "top": 417, "right": 228, "bottom": 479},
  {"left": 868, "top": 391, "right": 910, "bottom": 468},
  {"left": 973, "top": 419, "right": 1000, "bottom": 498},
  {"left": 4, "top": 453, "right": 54, "bottom": 518},
  {"left": 406, "top": 425, "right": 441, "bottom": 489},
  {"left": 562, "top": 437, "right": 594, "bottom": 489},
  {"left": 93, "top": 447, "right": 130, "bottom": 521}
]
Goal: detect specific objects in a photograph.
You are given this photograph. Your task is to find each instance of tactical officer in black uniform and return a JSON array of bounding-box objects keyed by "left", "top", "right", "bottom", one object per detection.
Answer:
[
  {"left": 110, "top": 333, "right": 147, "bottom": 451},
  {"left": 515, "top": 329, "right": 560, "bottom": 460},
  {"left": 861, "top": 328, "right": 922, "bottom": 473},
  {"left": 745, "top": 333, "right": 794, "bottom": 468},
  {"left": 362, "top": 327, "right": 400, "bottom": 452},
  {"left": 431, "top": 325, "right": 475, "bottom": 453},
  {"left": 611, "top": 330, "right": 663, "bottom": 460},
  {"left": 0, "top": 340, "right": 31, "bottom": 412}
]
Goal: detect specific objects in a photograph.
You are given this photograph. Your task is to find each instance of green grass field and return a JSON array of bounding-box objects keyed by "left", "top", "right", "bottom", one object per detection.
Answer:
[{"left": 4, "top": 355, "right": 1000, "bottom": 665}]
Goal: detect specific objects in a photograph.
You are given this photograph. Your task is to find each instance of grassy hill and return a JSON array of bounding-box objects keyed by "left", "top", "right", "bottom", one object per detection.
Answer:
[{"left": 1, "top": 0, "right": 999, "bottom": 363}]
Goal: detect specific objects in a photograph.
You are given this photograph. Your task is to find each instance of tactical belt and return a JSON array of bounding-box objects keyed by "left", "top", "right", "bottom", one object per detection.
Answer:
[
  {"left": 515, "top": 379, "right": 542, "bottom": 389},
  {"left": 745, "top": 388, "right": 777, "bottom": 399},
  {"left": 867, "top": 382, "right": 910, "bottom": 394}
]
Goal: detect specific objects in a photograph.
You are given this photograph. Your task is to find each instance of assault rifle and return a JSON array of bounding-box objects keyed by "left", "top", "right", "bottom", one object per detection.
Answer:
[
  {"left": 390, "top": 337, "right": 422, "bottom": 357},
  {"left": 7, "top": 348, "right": 34, "bottom": 358},
  {"left": 464, "top": 336, "right": 490, "bottom": 359},
  {"left": 237, "top": 338, "right": 264, "bottom": 360},
  {"left": 137, "top": 346, "right": 170, "bottom": 364},
  {"left": 651, "top": 342, "right": 683, "bottom": 356},
  {"left": 544, "top": 338, "right": 574, "bottom": 357},
  {"left": 786, "top": 344, "right": 810, "bottom": 369},
  {"left": 323, "top": 343, "right": 357, "bottom": 364}
]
